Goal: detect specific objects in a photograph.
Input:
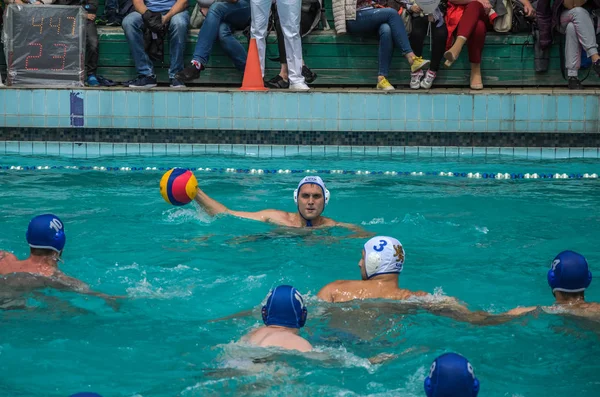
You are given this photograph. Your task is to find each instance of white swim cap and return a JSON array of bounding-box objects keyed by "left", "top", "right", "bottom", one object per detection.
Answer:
[
  {"left": 363, "top": 236, "right": 405, "bottom": 279},
  {"left": 293, "top": 176, "right": 330, "bottom": 206}
]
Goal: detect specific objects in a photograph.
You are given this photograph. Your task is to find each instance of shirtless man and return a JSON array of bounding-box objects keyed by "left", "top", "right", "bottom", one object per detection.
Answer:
[
  {"left": 317, "top": 236, "right": 429, "bottom": 302},
  {"left": 241, "top": 285, "right": 312, "bottom": 352},
  {"left": 0, "top": 214, "right": 120, "bottom": 309},
  {"left": 195, "top": 175, "right": 370, "bottom": 235},
  {"left": 503, "top": 250, "right": 599, "bottom": 319}
]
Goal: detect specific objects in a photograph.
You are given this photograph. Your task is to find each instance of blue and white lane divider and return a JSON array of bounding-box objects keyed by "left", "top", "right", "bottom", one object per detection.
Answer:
[{"left": 1, "top": 165, "right": 599, "bottom": 179}]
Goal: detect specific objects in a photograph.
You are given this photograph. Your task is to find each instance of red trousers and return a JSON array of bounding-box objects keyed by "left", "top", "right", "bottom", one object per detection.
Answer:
[{"left": 446, "top": 1, "right": 488, "bottom": 64}]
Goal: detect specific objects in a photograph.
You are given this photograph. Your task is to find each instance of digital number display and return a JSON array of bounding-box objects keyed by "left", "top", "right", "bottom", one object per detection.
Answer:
[{"left": 3, "top": 5, "right": 86, "bottom": 86}]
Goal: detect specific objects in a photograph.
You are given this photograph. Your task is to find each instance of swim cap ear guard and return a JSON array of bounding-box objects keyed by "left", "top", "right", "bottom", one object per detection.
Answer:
[
  {"left": 25, "top": 214, "right": 66, "bottom": 253},
  {"left": 424, "top": 353, "right": 479, "bottom": 397},
  {"left": 261, "top": 285, "right": 308, "bottom": 329},
  {"left": 547, "top": 251, "right": 592, "bottom": 293},
  {"left": 293, "top": 176, "right": 330, "bottom": 206}
]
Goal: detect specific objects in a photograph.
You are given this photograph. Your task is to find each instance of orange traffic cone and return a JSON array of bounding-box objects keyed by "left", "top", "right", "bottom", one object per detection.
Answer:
[{"left": 241, "top": 38, "right": 268, "bottom": 91}]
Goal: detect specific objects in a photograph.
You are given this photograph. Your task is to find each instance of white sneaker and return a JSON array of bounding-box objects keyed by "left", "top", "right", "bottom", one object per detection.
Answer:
[
  {"left": 410, "top": 70, "right": 423, "bottom": 90},
  {"left": 289, "top": 82, "right": 310, "bottom": 91},
  {"left": 420, "top": 70, "right": 437, "bottom": 89}
]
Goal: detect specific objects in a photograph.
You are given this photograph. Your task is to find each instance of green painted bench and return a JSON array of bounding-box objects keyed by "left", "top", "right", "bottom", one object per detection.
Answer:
[{"left": 1, "top": 0, "right": 597, "bottom": 87}]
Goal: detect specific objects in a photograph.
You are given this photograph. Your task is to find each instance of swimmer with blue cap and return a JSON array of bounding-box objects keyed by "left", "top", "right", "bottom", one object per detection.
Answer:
[
  {"left": 0, "top": 214, "right": 122, "bottom": 310},
  {"left": 424, "top": 353, "right": 480, "bottom": 397},
  {"left": 194, "top": 176, "right": 369, "bottom": 233},
  {"left": 502, "top": 250, "right": 600, "bottom": 318},
  {"left": 241, "top": 285, "right": 313, "bottom": 352}
]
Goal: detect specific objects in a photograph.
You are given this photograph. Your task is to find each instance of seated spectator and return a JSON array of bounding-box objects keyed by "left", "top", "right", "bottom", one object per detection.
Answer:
[
  {"left": 252, "top": 0, "right": 310, "bottom": 90},
  {"left": 96, "top": 0, "right": 133, "bottom": 26},
  {"left": 333, "top": 0, "right": 430, "bottom": 90},
  {"left": 537, "top": 0, "right": 600, "bottom": 89},
  {"left": 176, "top": 0, "right": 251, "bottom": 82},
  {"left": 403, "top": 0, "right": 448, "bottom": 89},
  {"left": 264, "top": 0, "right": 320, "bottom": 88},
  {"left": 122, "top": 0, "right": 189, "bottom": 87},
  {"left": 443, "top": 0, "right": 493, "bottom": 90},
  {"left": 52, "top": 0, "right": 117, "bottom": 86}
]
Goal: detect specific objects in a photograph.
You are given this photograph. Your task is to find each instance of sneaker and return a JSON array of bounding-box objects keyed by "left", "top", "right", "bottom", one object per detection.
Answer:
[
  {"left": 170, "top": 78, "right": 186, "bottom": 88},
  {"left": 86, "top": 74, "right": 100, "bottom": 87},
  {"left": 420, "top": 70, "right": 437, "bottom": 89},
  {"left": 568, "top": 76, "right": 583, "bottom": 90},
  {"left": 410, "top": 70, "right": 423, "bottom": 89},
  {"left": 376, "top": 77, "right": 395, "bottom": 91},
  {"left": 289, "top": 82, "right": 310, "bottom": 91},
  {"left": 126, "top": 75, "right": 157, "bottom": 88},
  {"left": 593, "top": 59, "right": 600, "bottom": 77},
  {"left": 265, "top": 74, "right": 289, "bottom": 89},
  {"left": 175, "top": 64, "right": 201, "bottom": 82},
  {"left": 96, "top": 75, "right": 117, "bottom": 87},
  {"left": 95, "top": 16, "right": 108, "bottom": 25},
  {"left": 410, "top": 56, "right": 430, "bottom": 73},
  {"left": 106, "top": 18, "right": 121, "bottom": 26},
  {"left": 302, "top": 65, "right": 317, "bottom": 84}
]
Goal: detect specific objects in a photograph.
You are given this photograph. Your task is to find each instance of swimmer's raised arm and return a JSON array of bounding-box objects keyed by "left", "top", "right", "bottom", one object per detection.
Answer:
[{"left": 194, "top": 187, "right": 230, "bottom": 216}]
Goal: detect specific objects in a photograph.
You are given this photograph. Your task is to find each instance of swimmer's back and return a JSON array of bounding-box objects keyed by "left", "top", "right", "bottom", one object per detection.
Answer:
[
  {"left": 319, "top": 280, "right": 428, "bottom": 303},
  {"left": 244, "top": 327, "right": 313, "bottom": 352},
  {"left": 0, "top": 251, "right": 20, "bottom": 274}
]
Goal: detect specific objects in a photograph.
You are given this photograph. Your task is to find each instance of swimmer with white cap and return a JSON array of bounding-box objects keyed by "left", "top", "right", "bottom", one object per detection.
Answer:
[
  {"left": 424, "top": 353, "right": 480, "bottom": 397},
  {"left": 0, "top": 214, "right": 123, "bottom": 309},
  {"left": 241, "top": 285, "right": 313, "bottom": 352},
  {"left": 317, "top": 236, "right": 433, "bottom": 302},
  {"left": 501, "top": 250, "right": 600, "bottom": 319},
  {"left": 194, "top": 176, "right": 370, "bottom": 234}
]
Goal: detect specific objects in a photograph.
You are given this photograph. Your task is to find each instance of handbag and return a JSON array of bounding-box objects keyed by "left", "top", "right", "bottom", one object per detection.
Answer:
[
  {"left": 190, "top": 3, "right": 207, "bottom": 28},
  {"left": 400, "top": 7, "right": 412, "bottom": 34},
  {"left": 493, "top": 0, "right": 513, "bottom": 33}
]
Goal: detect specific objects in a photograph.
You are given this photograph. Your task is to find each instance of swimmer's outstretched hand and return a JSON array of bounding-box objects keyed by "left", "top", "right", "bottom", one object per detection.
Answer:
[
  {"left": 368, "top": 353, "right": 398, "bottom": 365},
  {"left": 99, "top": 294, "right": 126, "bottom": 311}
]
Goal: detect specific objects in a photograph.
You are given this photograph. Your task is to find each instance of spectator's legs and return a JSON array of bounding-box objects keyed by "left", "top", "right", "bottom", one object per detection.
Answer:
[
  {"left": 218, "top": 23, "right": 249, "bottom": 71},
  {"left": 559, "top": 7, "right": 600, "bottom": 79},
  {"left": 430, "top": 22, "right": 448, "bottom": 72},
  {"left": 167, "top": 12, "right": 190, "bottom": 79},
  {"left": 377, "top": 23, "right": 393, "bottom": 78},
  {"left": 192, "top": 1, "right": 250, "bottom": 67},
  {"left": 445, "top": 1, "right": 485, "bottom": 66},
  {"left": 276, "top": 0, "right": 305, "bottom": 86},
  {"left": 85, "top": 20, "right": 99, "bottom": 77},
  {"left": 273, "top": 9, "right": 287, "bottom": 64},
  {"left": 122, "top": 12, "right": 154, "bottom": 76},
  {"left": 467, "top": 19, "right": 486, "bottom": 88},
  {"left": 250, "top": 0, "right": 271, "bottom": 76},
  {"left": 409, "top": 16, "right": 428, "bottom": 58}
]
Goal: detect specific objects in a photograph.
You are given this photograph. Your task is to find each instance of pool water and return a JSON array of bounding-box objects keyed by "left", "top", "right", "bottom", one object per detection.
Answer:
[{"left": 1, "top": 154, "right": 600, "bottom": 397}]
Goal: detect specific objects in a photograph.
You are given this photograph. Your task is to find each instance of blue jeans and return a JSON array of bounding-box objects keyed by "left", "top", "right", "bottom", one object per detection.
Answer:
[
  {"left": 192, "top": 0, "right": 251, "bottom": 71},
  {"left": 122, "top": 11, "right": 190, "bottom": 78},
  {"left": 346, "top": 8, "right": 412, "bottom": 77}
]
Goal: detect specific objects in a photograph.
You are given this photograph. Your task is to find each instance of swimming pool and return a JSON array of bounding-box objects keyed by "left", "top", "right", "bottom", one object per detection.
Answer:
[{"left": 1, "top": 153, "right": 600, "bottom": 397}]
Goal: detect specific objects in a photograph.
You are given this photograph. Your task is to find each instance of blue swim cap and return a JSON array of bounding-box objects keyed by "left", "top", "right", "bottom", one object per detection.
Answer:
[
  {"left": 262, "top": 285, "right": 307, "bottom": 328},
  {"left": 26, "top": 214, "right": 66, "bottom": 253},
  {"left": 424, "top": 353, "right": 479, "bottom": 397},
  {"left": 69, "top": 393, "right": 103, "bottom": 397},
  {"left": 547, "top": 250, "right": 592, "bottom": 293}
]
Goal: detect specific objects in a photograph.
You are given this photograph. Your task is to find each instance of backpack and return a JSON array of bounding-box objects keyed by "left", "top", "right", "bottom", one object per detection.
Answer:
[{"left": 511, "top": 0, "right": 534, "bottom": 33}]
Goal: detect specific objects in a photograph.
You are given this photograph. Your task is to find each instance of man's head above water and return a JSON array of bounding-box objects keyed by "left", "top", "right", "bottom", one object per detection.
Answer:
[{"left": 294, "top": 176, "right": 330, "bottom": 226}]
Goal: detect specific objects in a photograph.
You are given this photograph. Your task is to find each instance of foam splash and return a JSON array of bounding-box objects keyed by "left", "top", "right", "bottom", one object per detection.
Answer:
[
  {"left": 163, "top": 206, "right": 212, "bottom": 224},
  {"left": 361, "top": 217, "right": 402, "bottom": 226},
  {"left": 475, "top": 226, "right": 489, "bottom": 234},
  {"left": 125, "top": 277, "right": 194, "bottom": 299}
]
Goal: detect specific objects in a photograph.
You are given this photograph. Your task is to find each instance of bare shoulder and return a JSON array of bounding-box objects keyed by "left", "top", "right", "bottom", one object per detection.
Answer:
[
  {"left": 317, "top": 280, "right": 346, "bottom": 302},
  {"left": 0, "top": 250, "right": 18, "bottom": 263}
]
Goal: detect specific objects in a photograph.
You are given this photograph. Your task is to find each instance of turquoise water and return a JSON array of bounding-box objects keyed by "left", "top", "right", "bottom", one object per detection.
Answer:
[{"left": 1, "top": 154, "right": 600, "bottom": 397}]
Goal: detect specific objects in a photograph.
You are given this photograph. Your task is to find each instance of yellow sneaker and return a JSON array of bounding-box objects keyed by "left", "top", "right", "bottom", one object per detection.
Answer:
[
  {"left": 376, "top": 77, "right": 395, "bottom": 91},
  {"left": 411, "top": 56, "right": 431, "bottom": 73}
]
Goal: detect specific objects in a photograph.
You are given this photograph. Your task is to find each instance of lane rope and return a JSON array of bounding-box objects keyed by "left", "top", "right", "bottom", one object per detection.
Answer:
[{"left": 1, "top": 165, "right": 598, "bottom": 179}]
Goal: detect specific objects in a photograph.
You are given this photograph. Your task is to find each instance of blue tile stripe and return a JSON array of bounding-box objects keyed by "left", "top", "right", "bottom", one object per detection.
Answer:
[{"left": 0, "top": 89, "right": 599, "bottom": 133}]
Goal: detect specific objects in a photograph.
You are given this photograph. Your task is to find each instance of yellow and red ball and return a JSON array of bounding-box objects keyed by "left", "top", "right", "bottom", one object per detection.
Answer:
[{"left": 159, "top": 168, "right": 198, "bottom": 206}]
